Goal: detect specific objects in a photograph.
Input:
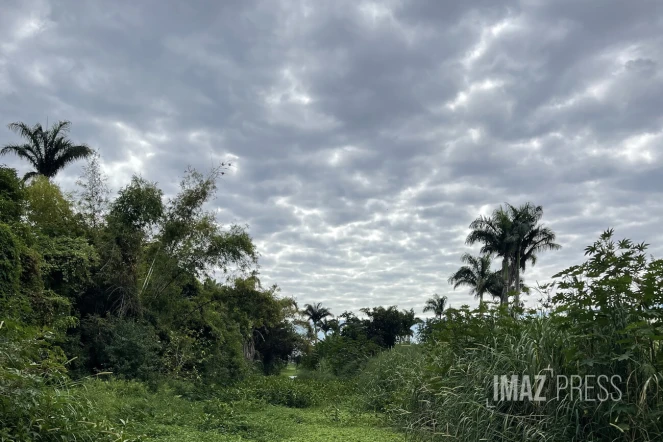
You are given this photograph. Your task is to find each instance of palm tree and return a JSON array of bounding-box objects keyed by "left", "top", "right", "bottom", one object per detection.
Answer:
[
  {"left": 423, "top": 294, "right": 448, "bottom": 319},
  {"left": 1, "top": 121, "right": 92, "bottom": 180},
  {"left": 448, "top": 254, "right": 502, "bottom": 307},
  {"left": 466, "top": 202, "right": 560, "bottom": 307},
  {"left": 466, "top": 208, "right": 514, "bottom": 305},
  {"left": 510, "top": 203, "right": 562, "bottom": 293},
  {"left": 302, "top": 303, "right": 332, "bottom": 342},
  {"left": 320, "top": 318, "right": 340, "bottom": 337},
  {"left": 505, "top": 203, "right": 561, "bottom": 308}
]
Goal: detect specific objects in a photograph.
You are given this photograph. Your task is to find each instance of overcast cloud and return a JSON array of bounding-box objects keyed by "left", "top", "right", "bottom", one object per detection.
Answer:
[{"left": 1, "top": 0, "right": 662, "bottom": 316}]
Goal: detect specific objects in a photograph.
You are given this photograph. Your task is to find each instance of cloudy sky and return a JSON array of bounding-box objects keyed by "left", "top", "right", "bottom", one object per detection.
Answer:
[{"left": 2, "top": 0, "right": 662, "bottom": 316}]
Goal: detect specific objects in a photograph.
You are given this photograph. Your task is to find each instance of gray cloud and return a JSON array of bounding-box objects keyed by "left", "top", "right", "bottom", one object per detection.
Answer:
[{"left": 1, "top": 0, "right": 662, "bottom": 317}]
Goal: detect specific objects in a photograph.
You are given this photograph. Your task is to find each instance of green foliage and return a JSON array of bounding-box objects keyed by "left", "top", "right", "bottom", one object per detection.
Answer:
[
  {"left": 254, "top": 321, "right": 303, "bottom": 375},
  {"left": 303, "top": 334, "right": 381, "bottom": 377},
  {"left": 0, "top": 324, "right": 135, "bottom": 441},
  {"left": 549, "top": 229, "right": 663, "bottom": 440},
  {"left": 466, "top": 202, "right": 559, "bottom": 306},
  {"left": 361, "top": 306, "right": 418, "bottom": 348},
  {"left": 38, "top": 235, "right": 98, "bottom": 299},
  {"left": 79, "top": 316, "right": 161, "bottom": 381},
  {"left": 1, "top": 121, "right": 92, "bottom": 180},
  {"left": 0, "top": 166, "right": 25, "bottom": 224},
  {"left": 0, "top": 161, "right": 313, "bottom": 438},
  {"left": 302, "top": 302, "right": 332, "bottom": 340},
  {"left": 422, "top": 294, "right": 447, "bottom": 318},
  {"left": 216, "top": 376, "right": 347, "bottom": 408},
  {"left": 24, "top": 176, "right": 84, "bottom": 237},
  {"left": 110, "top": 176, "right": 164, "bottom": 231},
  {"left": 82, "top": 378, "right": 401, "bottom": 441},
  {"left": 448, "top": 253, "right": 502, "bottom": 305},
  {"left": 357, "top": 345, "right": 427, "bottom": 413},
  {"left": 0, "top": 223, "right": 21, "bottom": 299},
  {"left": 362, "top": 230, "right": 663, "bottom": 441}
]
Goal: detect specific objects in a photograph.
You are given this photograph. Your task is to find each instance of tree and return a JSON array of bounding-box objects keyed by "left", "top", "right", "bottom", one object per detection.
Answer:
[
  {"left": 466, "top": 207, "right": 514, "bottom": 305},
  {"left": 76, "top": 150, "right": 110, "bottom": 229},
  {"left": 466, "top": 202, "right": 559, "bottom": 307},
  {"left": 302, "top": 303, "right": 332, "bottom": 342},
  {"left": 1, "top": 121, "right": 92, "bottom": 180},
  {"left": 506, "top": 203, "right": 560, "bottom": 307},
  {"left": 24, "top": 176, "right": 83, "bottom": 237},
  {"left": 140, "top": 166, "right": 257, "bottom": 303},
  {"left": 0, "top": 166, "right": 25, "bottom": 224},
  {"left": 320, "top": 318, "right": 340, "bottom": 337},
  {"left": 448, "top": 254, "right": 501, "bottom": 307},
  {"left": 100, "top": 176, "right": 164, "bottom": 317},
  {"left": 423, "top": 294, "right": 448, "bottom": 319},
  {"left": 361, "top": 306, "right": 418, "bottom": 348}
]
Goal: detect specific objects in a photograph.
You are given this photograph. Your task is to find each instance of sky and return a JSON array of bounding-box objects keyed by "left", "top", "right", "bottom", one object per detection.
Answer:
[{"left": 1, "top": 0, "right": 663, "bottom": 317}]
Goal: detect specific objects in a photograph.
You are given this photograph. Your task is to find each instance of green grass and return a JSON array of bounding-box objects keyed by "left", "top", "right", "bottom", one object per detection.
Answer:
[
  {"left": 279, "top": 363, "right": 298, "bottom": 378},
  {"left": 83, "top": 379, "right": 403, "bottom": 442},
  {"left": 138, "top": 404, "right": 403, "bottom": 442}
]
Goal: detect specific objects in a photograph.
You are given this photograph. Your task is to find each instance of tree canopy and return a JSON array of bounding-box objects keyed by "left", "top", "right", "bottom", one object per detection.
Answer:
[{"left": 1, "top": 121, "right": 92, "bottom": 180}]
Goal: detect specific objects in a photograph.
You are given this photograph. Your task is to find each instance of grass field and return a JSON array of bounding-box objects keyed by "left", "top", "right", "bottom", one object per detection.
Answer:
[{"left": 86, "top": 378, "right": 403, "bottom": 442}]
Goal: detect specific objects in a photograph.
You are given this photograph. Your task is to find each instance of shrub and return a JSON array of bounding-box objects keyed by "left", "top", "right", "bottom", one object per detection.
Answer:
[
  {"left": 80, "top": 316, "right": 161, "bottom": 381},
  {"left": 0, "top": 223, "right": 21, "bottom": 300},
  {"left": 216, "top": 376, "right": 347, "bottom": 408},
  {"left": 0, "top": 323, "right": 135, "bottom": 441},
  {"left": 303, "top": 334, "right": 381, "bottom": 377}
]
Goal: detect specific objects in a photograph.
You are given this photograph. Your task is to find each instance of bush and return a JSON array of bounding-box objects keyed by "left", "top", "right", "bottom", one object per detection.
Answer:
[
  {"left": 0, "top": 167, "right": 24, "bottom": 224},
  {"left": 79, "top": 316, "right": 161, "bottom": 381},
  {"left": 302, "top": 334, "right": 381, "bottom": 378},
  {"left": 0, "top": 323, "right": 135, "bottom": 441},
  {"left": 216, "top": 376, "right": 347, "bottom": 408},
  {"left": 0, "top": 223, "right": 21, "bottom": 300}
]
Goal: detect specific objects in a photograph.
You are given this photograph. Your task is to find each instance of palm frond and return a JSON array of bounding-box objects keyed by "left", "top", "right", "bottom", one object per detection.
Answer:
[
  {"left": 4, "top": 120, "right": 90, "bottom": 178},
  {"left": 22, "top": 171, "right": 39, "bottom": 182},
  {"left": 0, "top": 144, "right": 39, "bottom": 168},
  {"left": 47, "top": 120, "right": 72, "bottom": 146},
  {"left": 49, "top": 143, "right": 92, "bottom": 177}
]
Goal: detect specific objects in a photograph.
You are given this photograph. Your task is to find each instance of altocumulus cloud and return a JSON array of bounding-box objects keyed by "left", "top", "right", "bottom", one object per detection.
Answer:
[{"left": 1, "top": 0, "right": 662, "bottom": 315}]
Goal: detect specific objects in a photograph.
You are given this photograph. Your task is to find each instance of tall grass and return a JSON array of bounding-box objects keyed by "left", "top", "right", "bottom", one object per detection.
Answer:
[{"left": 358, "top": 315, "right": 663, "bottom": 441}]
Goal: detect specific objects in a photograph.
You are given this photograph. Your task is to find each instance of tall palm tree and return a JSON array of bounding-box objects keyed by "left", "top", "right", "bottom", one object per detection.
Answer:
[
  {"left": 448, "top": 254, "right": 502, "bottom": 307},
  {"left": 505, "top": 203, "right": 561, "bottom": 308},
  {"left": 1, "top": 121, "right": 92, "bottom": 180},
  {"left": 423, "top": 294, "right": 448, "bottom": 319},
  {"left": 466, "top": 202, "right": 560, "bottom": 307},
  {"left": 303, "top": 303, "right": 332, "bottom": 342},
  {"left": 466, "top": 208, "right": 514, "bottom": 305}
]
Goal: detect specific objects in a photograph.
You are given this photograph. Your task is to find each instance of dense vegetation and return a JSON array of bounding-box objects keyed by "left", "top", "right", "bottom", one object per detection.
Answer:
[
  {"left": 2, "top": 121, "right": 662, "bottom": 441},
  {"left": 363, "top": 230, "right": 663, "bottom": 441}
]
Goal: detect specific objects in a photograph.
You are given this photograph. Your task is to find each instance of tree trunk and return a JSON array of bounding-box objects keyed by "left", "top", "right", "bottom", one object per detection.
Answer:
[
  {"left": 243, "top": 337, "right": 255, "bottom": 362},
  {"left": 501, "top": 257, "right": 509, "bottom": 306},
  {"left": 514, "top": 252, "right": 521, "bottom": 310}
]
